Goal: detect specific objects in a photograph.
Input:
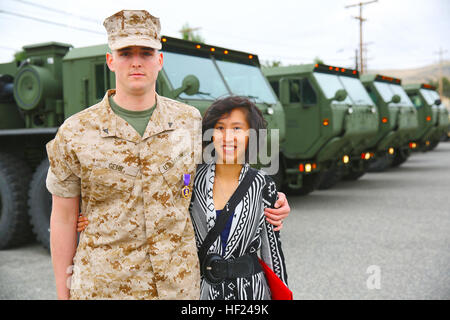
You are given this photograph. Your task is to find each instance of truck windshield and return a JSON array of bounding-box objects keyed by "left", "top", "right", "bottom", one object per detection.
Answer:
[
  {"left": 427, "top": 90, "right": 445, "bottom": 109},
  {"left": 162, "top": 51, "right": 277, "bottom": 103},
  {"left": 389, "top": 84, "right": 414, "bottom": 107},
  {"left": 427, "top": 90, "right": 441, "bottom": 108},
  {"left": 215, "top": 60, "right": 277, "bottom": 104},
  {"left": 374, "top": 82, "right": 413, "bottom": 107},
  {"left": 420, "top": 89, "right": 438, "bottom": 106},
  {"left": 373, "top": 82, "right": 392, "bottom": 102},
  {"left": 339, "top": 76, "right": 374, "bottom": 106},
  {"left": 429, "top": 90, "right": 440, "bottom": 101},
  {"left": 162, "top": 51, "right": 229, "bottom": 100},
  {"left": 313, "top": 73, "right": 352, "bottom": 104},
  {"left": 314, "top": 72, "right": 373, "bottom": 105}
]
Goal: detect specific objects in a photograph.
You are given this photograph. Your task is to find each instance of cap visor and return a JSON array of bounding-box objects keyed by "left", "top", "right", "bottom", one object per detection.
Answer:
[{"left": 110, "top": 37, "right": 162, "bottom": 50}]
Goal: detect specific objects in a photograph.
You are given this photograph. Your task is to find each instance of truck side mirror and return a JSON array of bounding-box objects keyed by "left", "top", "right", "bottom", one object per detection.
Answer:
[
  {"left": 435, "top": 99, "right": 441, "bottom": 106},
  {"left": 390, "top": 94, "right": 401, "bottom": 104},
  {"left": 279, "top": 78, "right": 290, "bottom": 105},
  {"left": 332, "top": 89, "right": 347, "bottom": 102},
  {"left": 167, "top": 74, "right": 200, "bottom": 99}
]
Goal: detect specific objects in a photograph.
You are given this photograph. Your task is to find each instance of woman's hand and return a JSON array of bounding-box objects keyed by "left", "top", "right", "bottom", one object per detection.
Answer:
[
  {"left": 76, "top": 214, "right": 89, "bottom": 232},
  {"left": 264, "top": 192, "right": 290, "bottom": 231}
]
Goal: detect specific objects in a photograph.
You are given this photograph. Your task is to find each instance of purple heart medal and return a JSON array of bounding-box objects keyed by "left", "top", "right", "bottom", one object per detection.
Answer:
[{"left": 181, "top": 174, "right": 191, "bottom": 199}]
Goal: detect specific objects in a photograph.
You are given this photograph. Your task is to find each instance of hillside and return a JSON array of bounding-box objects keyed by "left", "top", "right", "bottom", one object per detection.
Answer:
[{"left": 368, "top": 60, "right": 450, "bottom": 85}]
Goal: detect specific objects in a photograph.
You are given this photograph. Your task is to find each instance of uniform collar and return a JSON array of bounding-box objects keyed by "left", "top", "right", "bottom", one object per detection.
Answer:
[
  {"left": 141, "top": 93, "right": 177, "bottom": 140},
  {"left": 99, "top": 89, "right": 176, "bottom": 143}
]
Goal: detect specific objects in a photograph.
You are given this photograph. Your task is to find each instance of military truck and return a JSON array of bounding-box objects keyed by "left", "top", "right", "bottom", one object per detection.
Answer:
[
  {"left": 263, "top": 63, "right": 379, "bottom": 193},
  {"left": 424, "top": 87, "right": 449, "bottom": 148},
  {"left": 403, "top": 84, "right": 449, "bottom": 151},
  {"left": 445, "top": 112, "right": 450, "bottom": 141},
  {"left": 0, "top": 37, "right": 285, "bottom": 249},
  {"left": 360, "top": 74, "right": 418, "bottom": 170}
]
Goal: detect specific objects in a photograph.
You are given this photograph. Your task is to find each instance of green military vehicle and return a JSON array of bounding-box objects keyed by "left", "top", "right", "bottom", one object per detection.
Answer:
[
  {"left": 0, "top": 37, "right": 285, "bottom": 249},
  {"left": 403, "top": 83, "right": 449, "bottom": 151},
  {"left": 445, "top": 111, "right": 450, "bottom": 141},
  {"left": 263, "top": 63, "right": 379, "bottom": 193},
  {"left": 423, "top": 87, "right": 449, "bottom": 148},
  {"left": 360, "top": 74, "right": 418, "bottom": 170}
]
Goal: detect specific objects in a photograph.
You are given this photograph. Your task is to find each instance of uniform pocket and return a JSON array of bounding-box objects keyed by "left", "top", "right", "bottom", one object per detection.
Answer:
[
  {"left": 88, "top": 166, "right": 136, "bottom": 205},
  {"left": 90, "top": 166, "right": 135, "bottom": 193}
]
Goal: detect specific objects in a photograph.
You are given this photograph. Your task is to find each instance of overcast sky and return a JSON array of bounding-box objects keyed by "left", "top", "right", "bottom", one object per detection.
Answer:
[{"left": 0, "top": 0, "right": 449, "bottom": 70}]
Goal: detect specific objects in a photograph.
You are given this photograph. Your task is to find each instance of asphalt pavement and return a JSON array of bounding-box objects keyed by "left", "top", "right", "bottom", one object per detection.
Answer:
[{"left": 1, "top": 142, "right": 449, "bottom": 300}]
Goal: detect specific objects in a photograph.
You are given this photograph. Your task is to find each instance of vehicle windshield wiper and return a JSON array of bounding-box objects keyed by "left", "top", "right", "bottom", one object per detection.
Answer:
[
  {"left": 242, "top": 95, "right": 273, "bottom": 107},
  {"left": 196, "top": 91, "right": 217, "bottom": 100}
]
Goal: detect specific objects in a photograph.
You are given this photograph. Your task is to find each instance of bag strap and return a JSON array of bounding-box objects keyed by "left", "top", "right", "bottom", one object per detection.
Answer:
[{"left": 198, "top": 167, "right": 258, "bottom": 263}]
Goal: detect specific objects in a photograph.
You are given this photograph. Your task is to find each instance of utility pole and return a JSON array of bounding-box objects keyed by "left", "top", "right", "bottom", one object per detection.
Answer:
[
  {"left": 345, "top": 0, "right": 378, "bottom": 74},
  {"left": 434, "top": 47, "right": 448, "bottom": 97},
  {"left": 362, "top": 42, "right": 374, "bottom": 72}
]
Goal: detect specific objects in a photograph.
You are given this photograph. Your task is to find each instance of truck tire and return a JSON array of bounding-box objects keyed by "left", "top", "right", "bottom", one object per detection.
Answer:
[
  {"left": 368, "top": 154, "right": 393, "bottom": 172},
  {"left": 0, "top": 152, "right": 34, "bottom": 249},
  {"left": 343, "top": 168, "right": 366, "bottom": 180},
  {"left": 28, "top": 158, "right": 52, "bottom": 250},
  {"left": 428, "top": 139, "right": 439, "bottom": 151},
  {"left": 286, "top": 172, "right": 323, "bottom": 196},
  {"left": 269, "top": 164, "right": 284, "bottom": 192},
  {"left": 343, "top": 159, "right": 370, "bottom": 180},
  {"left": 391, "top": 148, "right": 410, "bottom": 168},
  {"left": 318, "top": 167, "right": 342, "bottom": 190}
]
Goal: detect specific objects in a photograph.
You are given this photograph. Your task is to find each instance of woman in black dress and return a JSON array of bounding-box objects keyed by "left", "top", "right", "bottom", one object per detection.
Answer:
[{"left": 190, "top": 96, "right": 288, "bottom": 300}]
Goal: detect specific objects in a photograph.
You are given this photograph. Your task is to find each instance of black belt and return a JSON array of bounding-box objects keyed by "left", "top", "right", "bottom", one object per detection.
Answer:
[
  {"left": 201, "top": 253, "right": 263, "bottom": 285},
  {"left": 198, "top": 168, "right": 259, "bottom": 286}
]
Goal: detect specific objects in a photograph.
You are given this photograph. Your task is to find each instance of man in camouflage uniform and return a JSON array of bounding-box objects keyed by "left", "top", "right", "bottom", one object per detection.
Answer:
[{"left": 47, "top": 9, "right": 290, "bottom": 300}]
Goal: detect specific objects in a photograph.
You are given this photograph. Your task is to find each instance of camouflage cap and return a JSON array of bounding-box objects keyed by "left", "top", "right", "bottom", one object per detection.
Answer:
[{"left": 103, "top": 10, "right": 162, "bottom": 50}]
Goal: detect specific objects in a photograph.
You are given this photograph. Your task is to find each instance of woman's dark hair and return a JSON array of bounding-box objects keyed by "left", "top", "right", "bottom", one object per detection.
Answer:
[{"left": 202, "top": 96, "right": 267, "bottom": 162}]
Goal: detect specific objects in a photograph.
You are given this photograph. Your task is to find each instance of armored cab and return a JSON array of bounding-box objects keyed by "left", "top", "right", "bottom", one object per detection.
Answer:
[
  {"left": 0, "top": 37, "right": 285, "bottom": 249},
  {"left": 403, "top": 84, "right": 448, "bottom": 151},
  {"left": 263, "top": 63, "right": 379, "bottom": 193},
  {"left": 360, "top": 75, "right": 418, "bottom": 170}
]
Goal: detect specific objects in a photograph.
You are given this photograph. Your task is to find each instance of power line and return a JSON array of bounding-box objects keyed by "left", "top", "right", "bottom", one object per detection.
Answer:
[
  {"left": 11, "top": 0, "right": 101, "bottom": 24},
  {"left": 0, "top": 9, "right": 104, "bottom": 35},
  {"left": 0, "top": 9, "right": 347, "bottom": 65}
]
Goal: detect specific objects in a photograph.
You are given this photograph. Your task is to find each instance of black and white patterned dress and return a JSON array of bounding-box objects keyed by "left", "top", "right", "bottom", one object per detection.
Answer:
[{"left": 189, "top": 163, "right": 288, "bottom": 300}]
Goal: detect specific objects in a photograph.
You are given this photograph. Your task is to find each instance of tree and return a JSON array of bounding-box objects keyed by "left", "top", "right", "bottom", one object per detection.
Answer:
[
  {"left": 179, "top": 23, "right": 204, "bottom": 43},
  {"left": 314, "top": 56, "right": 324, "bottom": 65},
  {"left": 262, "top": 60, "right": 283, "bottom": 68},
  {"left": 14, "top": 51, "right": 26, "bottom": 62},
  {"left": 429, "top": 77, "right": 450, "bottom": 98}
]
